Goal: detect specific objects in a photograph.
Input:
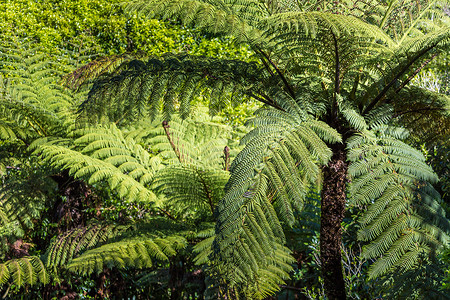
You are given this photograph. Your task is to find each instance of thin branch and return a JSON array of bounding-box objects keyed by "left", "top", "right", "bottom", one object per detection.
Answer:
[
  {"left": 363, "top": 43, "right": 438, "bottom": 115},
  {"left": 246, "top": 92, "right": 286, "bottom": 111},
  {"left": 395, "top": 52, "right": 439, "bottom": 93},
  {"left": 162, "top": 121, "right": 183, "bottom": 163},
  {"left": 255, "top": 46, "right": 296, "bottom": 99}
]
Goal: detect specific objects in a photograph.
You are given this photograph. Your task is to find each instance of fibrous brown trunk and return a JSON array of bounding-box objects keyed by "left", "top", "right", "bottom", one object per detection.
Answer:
[{"left": 320, "top": 145, "right": 347, "bottom": 300}]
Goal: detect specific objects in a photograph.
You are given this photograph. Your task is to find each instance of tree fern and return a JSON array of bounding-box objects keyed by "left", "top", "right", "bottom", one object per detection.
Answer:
[{"left": 61, "top": 1, "right": 450, "bottom": 298}]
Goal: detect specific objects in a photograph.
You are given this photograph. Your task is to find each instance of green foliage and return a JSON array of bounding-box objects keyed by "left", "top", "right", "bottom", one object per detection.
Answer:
[
  {"left": 67, "top": 234, "right": 187, "bottom": 275},
  {"left": 380, "top": 261, "right": 450, "bottom": 299},
  {"left": 0, "top": 256, "right": 49, "bottom": 288},
  {"left": 348, "top": 125, "right": 450, "bottom": 278},
  {"left": 1, "top": 0, "right": 449, "bottom": 298},
  {"left": 63, "top": 0, "right": 450, "bottom": 298},
  {"left": 0, "top": 0, "right": 253, "bottom": 58}
]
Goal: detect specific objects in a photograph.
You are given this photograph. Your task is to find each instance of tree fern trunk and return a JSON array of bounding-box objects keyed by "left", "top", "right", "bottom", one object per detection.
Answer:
[{"left": 320, "top": 145, "right": 347, "bottom": 300}]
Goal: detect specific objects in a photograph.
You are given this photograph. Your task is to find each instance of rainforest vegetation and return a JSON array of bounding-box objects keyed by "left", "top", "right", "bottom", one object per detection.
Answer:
[{"left": 0, "top": 0, "right": 449, "bottom": 299}]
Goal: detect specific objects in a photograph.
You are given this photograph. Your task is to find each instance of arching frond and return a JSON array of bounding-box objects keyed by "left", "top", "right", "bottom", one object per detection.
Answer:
[
  {"left": 213, "top": 94, "right": 341, "bottom": 298},
  {"left": 61, "top": 54, "right": 134, "bottom": 91},
  {"left": 392, "top": 86, "right": 450, "bottom": 143},
  {"left": 44, "top": 224, "right": 131, "bottom": 271},
  {"left": 38, "top": 145, "right": 158, "bottom": 204},
  {"left": 361, "top": 26, "right": 450, "bottom": 115},
  {"left": 66, "top": 235, "right": 187, "bottom": 275},
  {"left": 263, "top": 11, "right": 393, "bottom": 43},
  {"left": 71, "top": 55, "right": 266, "bottom": 122}
]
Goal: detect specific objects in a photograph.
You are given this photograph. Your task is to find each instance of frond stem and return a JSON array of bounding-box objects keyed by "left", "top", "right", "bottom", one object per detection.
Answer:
[
  {"left": 162, "top": 121, "right": 183, "bottom": 163},
  {"left": 332, "top": 32, "right": 341, "bottom": 95},
  {"left": 362, "top": 43, "right": 438, "bottom": 115},
  {"left": 25, "top": 117, "right": 44, "bottom": 136},
  {"left": 223, "top": 146, "right": 230, "bottom": 171},
  {"left": 157, "top": 207, "right": 176, "bottom": 220},
  {"left": 252, "top": 46, "right": 274, "bottom": 77},
  {"left": 398, "top": 1, "right": 434, "bottom": 44},
  {"left": 331, "top": 31, "right": 341, "bottom": 125},
  {"left": 195, "top": 168, "right": 215, "bottom": 215},
  {"left": 255, "top": 47, "right": 296, "bottom": 100},
  {"left": 246, "top": 92, "right": 285, "bottom": 111},
  {"left": 395, "top": 52, "right": 439, "bottom": 93}
]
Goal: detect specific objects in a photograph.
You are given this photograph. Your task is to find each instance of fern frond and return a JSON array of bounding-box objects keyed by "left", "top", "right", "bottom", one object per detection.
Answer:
[
  {"left": 348, "top": 127, "right": 450, "bottom": 278},
  {"left": 367, "top": 0, "right": 450, "bottom": 43},
  {"left": 61, "top": 54, "right": 134, "bottom": 90},
  {"left": 70, "top": 55, "right": 264, "bottom": 122},
  {"left": 38, "top": 145, "right": 157, "bottom": 204},
  {"left": 263, "top": 11, "right": 393, "bottom": 44},
  {"left": 380, "top": 260, "right": 450, "bottom": 300},
  {"left": 0, "top": 39, "right": 77, "bottom": 143},
  {"left": 213, "top": 95, "right": 340, "bottom": 298},
  {"left": 392, "top": 86, "right": 450, "bottom": 143},
  {"left": 154, "top": 166, "right": 229, "bottom": 216},
  {"left": 44, "top": 224, "right": 131, "bottom": 271},
  {"left": 0, "top": 256, "right": 49, "bottom": 288},
  {"left": 0, "top": 167, "right": 54, "bottom": 243},
  {"left": 125, "top": 0, "right": 264, "bottom": 43},
  {"left": 66, "top": 235, "right": 187, "bottom": 275}
]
